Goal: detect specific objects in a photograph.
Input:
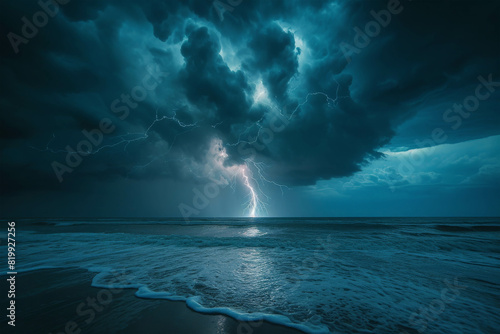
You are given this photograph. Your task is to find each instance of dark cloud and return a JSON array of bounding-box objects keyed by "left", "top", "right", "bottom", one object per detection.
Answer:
[
  {"left": 0, "top": 0, "right": 498, "bottom": 215},
  {"left": 245, "top": 23, "right": 299, "bottom": 102},
  {"left": 179, "top": 25, "right": 253, "bottom": 125},
  {"left": 245, "top": 75, "right": 394, "bottom": 185}
]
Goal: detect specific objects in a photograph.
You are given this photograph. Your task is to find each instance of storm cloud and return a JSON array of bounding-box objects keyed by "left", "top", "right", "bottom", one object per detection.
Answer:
[{"left": 1, "top": 0, "right": 499, "bottom": 216}]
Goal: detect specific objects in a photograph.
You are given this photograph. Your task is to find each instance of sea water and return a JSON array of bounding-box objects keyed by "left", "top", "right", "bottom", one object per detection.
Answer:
[{"left": 8, "top": 217, "right": 500, "bottom": 333}]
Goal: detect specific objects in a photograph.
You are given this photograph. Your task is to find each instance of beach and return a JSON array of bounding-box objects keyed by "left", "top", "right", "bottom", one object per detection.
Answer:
[
  {"left": 2, "top": 217, "right": 500, "bottom": 333},
  {"left": 1, "top": 268, "right": 303, "bottom": 334}
]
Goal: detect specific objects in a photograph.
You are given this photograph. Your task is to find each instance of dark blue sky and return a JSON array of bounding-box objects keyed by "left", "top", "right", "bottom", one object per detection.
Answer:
[{"left": 1, "top": 0, "right": 499, "bottom": 217}]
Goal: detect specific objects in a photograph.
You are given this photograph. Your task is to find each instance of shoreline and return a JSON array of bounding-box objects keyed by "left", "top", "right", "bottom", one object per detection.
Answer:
[{"left": 0, "top": 267, "right": 307, "bottom": 334}]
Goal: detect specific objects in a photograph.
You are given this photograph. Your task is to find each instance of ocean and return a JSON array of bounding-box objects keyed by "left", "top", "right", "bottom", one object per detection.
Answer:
[{"left": 9, "top": 217, "right": 500, "bottom": 333}]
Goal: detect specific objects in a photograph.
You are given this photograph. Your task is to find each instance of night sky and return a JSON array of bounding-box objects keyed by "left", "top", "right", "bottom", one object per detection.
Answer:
[{"left": 1, "top": 0, "right": 499, "bottom": 217}]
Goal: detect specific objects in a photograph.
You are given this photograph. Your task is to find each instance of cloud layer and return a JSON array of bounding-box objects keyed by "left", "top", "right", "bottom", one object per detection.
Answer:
[{"left": 1, "top": 0, "right": 499, "bottom": 215}]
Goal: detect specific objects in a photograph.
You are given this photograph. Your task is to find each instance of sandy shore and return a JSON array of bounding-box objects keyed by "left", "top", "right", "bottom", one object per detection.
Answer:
[{"left": 1, "top": 268, "right": 305, "bottom": 334}]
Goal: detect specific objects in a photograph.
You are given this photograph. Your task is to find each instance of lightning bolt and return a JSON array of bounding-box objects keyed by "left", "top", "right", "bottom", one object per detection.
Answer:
[
  {"left": 220, "top": 78, "right": 348, "bottom": 216},
  {"left": 29, "top": 108, "right": 200, "bottom": 179},
  {"left": 227, "top": 77, "right": 348, "bottom": 149},
  {"left": 240, "top": 166, "right": 258, "bottom": 217},
  {"left": 30, "top": 108, "right": 198, "bottom": 155},
  {"left": 245, "top": 159, "right": 288, "bottom": 196},
  {"left": 206, "top": 138, "right": 270, "bottom": 217}
]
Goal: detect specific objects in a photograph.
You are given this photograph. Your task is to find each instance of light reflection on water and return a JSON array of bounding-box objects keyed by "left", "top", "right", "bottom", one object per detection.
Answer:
[{"left": 242, "top": 226, "right": 267, "bottom": 237}]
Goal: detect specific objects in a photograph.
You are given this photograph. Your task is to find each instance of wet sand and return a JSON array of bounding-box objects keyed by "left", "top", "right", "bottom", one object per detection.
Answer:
[{"left": 0, "top": 268, "right": 305, "bottom": 334}]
